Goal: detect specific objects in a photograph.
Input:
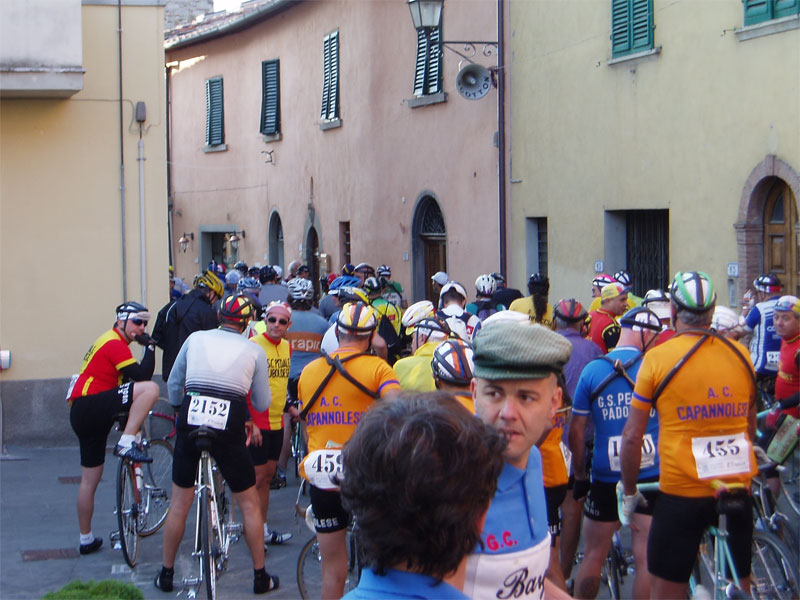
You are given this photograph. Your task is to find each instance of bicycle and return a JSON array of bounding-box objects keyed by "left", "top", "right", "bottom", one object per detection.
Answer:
[
  {"left": 290, "top": 419, "right": 307, "bottom": 479},
  {"left": 111, "top": 414, "right": 173, "bottom": 568},
  {"left": 600, "top": 530, "right": 632, "bottom": 600},
  {"left": 181, "top": 426, "right": 242, "bottom": 600},
  {"left": 144, "top": 397, "right": 178, "bottom": 445},
  {"left": 750, "top": 463, "right": 799, "bottom": 563}
]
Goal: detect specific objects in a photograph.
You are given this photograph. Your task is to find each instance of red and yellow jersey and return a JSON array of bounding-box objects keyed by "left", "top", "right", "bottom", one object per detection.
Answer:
[
  {"left": 631, "top": 332, "right": 757, "bottom": 497},
  {"left": 249, "top": 333, "right": 291, "bottom": 429},
  {"left": 588, "top": 296, "right": 637, "bottom": 314},
  {"left": 775, "top": 334, "right": 799, "bottom": 418},
  {"left": 68, "top": 328, "right": 135, "bottom": 403},
  {"left": 508, "top": 297, "right": 555, "bottom": 329},
  {"left": 298, "top": 345, "right": 400, "bottom": 480},
  {"left": 588, "top": 308, "right": 620, "bottom": 354},
  {"left": 539, "top": 408, "right": 570, "bottom": 488}
]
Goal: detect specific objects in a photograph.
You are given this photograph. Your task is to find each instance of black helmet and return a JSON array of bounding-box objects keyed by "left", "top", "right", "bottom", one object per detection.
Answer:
[
  {"left": 753, "top": 273, "right": 782, "bottom": 294},
  {"left": 259, "top": 265, "right": 277, "bottom": 283},
  {"left": 528, "top": 273, "right": 549, "bottom": 295},
  {"left": 233, "top": 260, "right": 248, "bottom": 274}
]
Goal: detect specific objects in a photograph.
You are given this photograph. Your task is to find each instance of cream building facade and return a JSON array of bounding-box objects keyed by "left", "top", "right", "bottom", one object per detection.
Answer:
[
  {"left": 509, "top": 0, "right": 799, "bottom": 306},
  {"left": 0, "top": 0, "right": 169, "bottom": 445}
]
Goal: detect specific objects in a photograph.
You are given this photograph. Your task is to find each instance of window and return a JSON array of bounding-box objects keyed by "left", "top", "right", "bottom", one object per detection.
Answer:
[
  {"left": 260, "top": 60, "right": 280, "bottom": 137},
  {"left": 320, "top": 31, "right": 340, "bottom": 122},
  {"left": 205, "top": 77, "right": 224, "bottom": 146},
  {"left": 744, "top": 0, "right": 799, "bottom": 26},
  {"left": 611, "top": 0, "right": 653, "bottom": 58},
  {"left": 339, "top": 221, "right": 351, "bottom": 266},
  {"left": 525, "top": 218, "right": 548, "bottom": 277},
  {"left": 413, "top": 27, "right": 442, "bottom": 97}
]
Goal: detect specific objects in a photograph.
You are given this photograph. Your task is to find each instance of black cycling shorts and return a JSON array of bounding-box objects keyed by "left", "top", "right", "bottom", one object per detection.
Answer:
[
  {"left": 544, "top": 484, "right": 568, "bottom": 542},
  {"left": 70, "top": 382, "right": 135, "bottom": 468},
  {"left": 647, "top": 492, "right": 753, "bottom": 583},
  {"left": 172, "top": 429, "right": 255, "bottom": 494},
  {"left": 248, "top": 428, "right": 284, "bottom": 466},
  {"left": 584, "top": 476, "right": 658, "bottom": 522},
  {"left": 309, "top": 484, "right": 349, "bottom": 533}
]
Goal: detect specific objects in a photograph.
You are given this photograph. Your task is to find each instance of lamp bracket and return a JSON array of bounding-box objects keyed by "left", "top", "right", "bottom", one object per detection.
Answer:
[{"left": 439, "top": 40, "right": 498, "bottom": 64}]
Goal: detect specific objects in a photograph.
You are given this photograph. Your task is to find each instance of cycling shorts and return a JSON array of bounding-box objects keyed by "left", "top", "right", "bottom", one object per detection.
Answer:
[
  {"left": 647, "top": 492, "right": 753, "bottom": 583},
  {"left": 172, "top": 428, "right": 255, "bottom": 494},
  {"left": 69, "top": 382, "right": 134, "bottom": 468},
  {"left": 248, "top": 428, "right": 284, "bottom": 466},
  {"left": 583, "top": 476, "right": 658, "bottom": 522},
  {"left": 544, "top": 484, "right": 567, "bottom": 543},
  {"left": 309, "top": 484, "right": 349, "bottom": 533}
]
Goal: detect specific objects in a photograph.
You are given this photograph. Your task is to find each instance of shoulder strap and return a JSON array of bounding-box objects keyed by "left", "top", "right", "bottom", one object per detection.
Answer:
[
  {"left": 298, "top": 351, "right": 378, "bottom": 420},
  {"left": 589, "top": 353, "right": 642, "bottom": 399}
]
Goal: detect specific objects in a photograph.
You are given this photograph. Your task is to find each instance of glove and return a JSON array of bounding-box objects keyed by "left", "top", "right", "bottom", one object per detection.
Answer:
[
  {"left": 765, "top": 408, "right": 781, "bottom": 430},
  {"left": 573, "top": 478, "right": 590, "bottom": 501},
  {"left": 135, "top": 332, "right": 155, "bottom": 347},
  {"left": 620, "top": 490, "right": 647, "bottom": 527}
]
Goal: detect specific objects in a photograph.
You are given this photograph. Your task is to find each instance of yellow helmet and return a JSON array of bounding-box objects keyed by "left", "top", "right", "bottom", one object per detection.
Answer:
[
  {"left": 337, "top": 302, "right": 378, "bottom": 334},
  {"left": 194, "top": 269, "right": 224, "bottom": 297}
]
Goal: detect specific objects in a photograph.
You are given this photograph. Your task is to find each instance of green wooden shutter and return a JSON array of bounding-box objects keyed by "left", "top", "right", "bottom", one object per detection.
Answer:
[
  {"left": 611, "top": 0, "right": 632, "bottom": 57},
  {"left": 426, "top": 27, "right": 441, "bottom": 95},
  {"left": 744, "top": 0, "right": 771, "bottom": 24},
  {"left": 205, "top": 77, "right": 224, "bottom": 146},
  {"left": 260, "top": 60, "right": 280, "bottom": 136},
  {"left": 631, "top": 0, "right": 653, "bottom": 52},
  {"left": 328, "top": 31, "right": 339, "bottom": 119},
  {"left": 775, "top": 0, "right": 800, "bottom": 19},
  {"left": 612, "top": 0, "right": 652, "bottom": 58},
  {"left": 320, "top": 34, "right": 331, "bottom": 118},
  {"left": 413, "top": 29, "right": 429, "bottom": 96},
  {"left": 413, "top": 27, "right": 442, "bottom": 97}
]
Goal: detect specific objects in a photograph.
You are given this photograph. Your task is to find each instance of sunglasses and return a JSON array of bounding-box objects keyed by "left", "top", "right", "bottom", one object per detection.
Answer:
[
  {"left": 131, "top": 318, "right": 148, "bottom": 327},
  {"left": 267, "top": 317, "right": 289, "bottom": 325}
]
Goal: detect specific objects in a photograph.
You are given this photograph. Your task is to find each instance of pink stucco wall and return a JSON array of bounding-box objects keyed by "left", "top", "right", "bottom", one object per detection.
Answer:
[{"left": 167, "top": 0, "right": 502, "bottom": 302}]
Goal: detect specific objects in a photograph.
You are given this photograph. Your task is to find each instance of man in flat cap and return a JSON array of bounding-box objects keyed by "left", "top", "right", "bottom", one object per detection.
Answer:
[{"left": 464, "top": 321, "right": 573, "bottom": 600}]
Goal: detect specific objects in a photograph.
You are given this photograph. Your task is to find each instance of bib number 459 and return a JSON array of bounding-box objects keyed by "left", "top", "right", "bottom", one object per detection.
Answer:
[{"left": 304, "top": 449, "right": 343, "bottom": 490}]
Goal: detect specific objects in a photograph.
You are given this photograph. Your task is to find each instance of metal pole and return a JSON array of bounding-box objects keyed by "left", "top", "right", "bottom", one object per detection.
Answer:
[
  {"left": 138, "top": 136, "right": 147, "bottom": 304},
  {"left": 497, "top": 0, "right": 507, "bottom": 278}
]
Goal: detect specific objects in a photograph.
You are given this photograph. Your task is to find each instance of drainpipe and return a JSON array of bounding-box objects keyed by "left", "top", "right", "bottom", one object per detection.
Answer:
[
  {"left": 497, "top": 0, "right": 507, "bottom": 278},
  {"left": 137, "top": 117, "right": 147, "bottom": 305},
  {"left": 118, "top": 0, "right": 127, "bottom": 299},
  {"left": 166, "top": 64, "right": 174, "bottom": 268}
]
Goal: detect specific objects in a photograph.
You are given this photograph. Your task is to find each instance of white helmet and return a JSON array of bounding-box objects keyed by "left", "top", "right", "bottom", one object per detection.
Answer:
[
  {"left": 287, "top": 277, "right": 314, "bottom": 301},
  {"left": 481, "top": 310, "right": 530, "bottom": 326},
  {"left": 401, "top": 300, "right": 435, "bottom": 329},
  {"left": 712, "top": 305, "right": 740, "bottom": 333},
  {"left": 475, "top": 274, "right": 497, "bottom": 297}
]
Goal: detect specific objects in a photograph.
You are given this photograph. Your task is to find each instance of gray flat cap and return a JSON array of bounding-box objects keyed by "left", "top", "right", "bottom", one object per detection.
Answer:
[{"left": 473, "top": 322, "right": 572, "bottom": 380}]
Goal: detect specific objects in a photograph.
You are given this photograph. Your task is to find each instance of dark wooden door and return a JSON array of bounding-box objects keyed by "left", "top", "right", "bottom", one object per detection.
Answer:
[
  {"left": 764, "top": 181, "right": 799, "bottom": 296},
  {"left": 423, "top": 236, "right": 446, "bottom": 303}
]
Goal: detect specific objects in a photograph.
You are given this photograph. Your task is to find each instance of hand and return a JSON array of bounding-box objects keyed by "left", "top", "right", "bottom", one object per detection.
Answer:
[
  {"left": 765, "top": 408, "right": 781, "bottom": 430},
  {"left": 288, "top": 405, "right": 300, "bottom": 421},
  {"left": 753, "top": 445, "right": 770, "bottom": 467},
  {"left": 134, "top": 332, "right": 155, "bottom": 347},
  {"left": 249, "top": 422, "right": 263, "bottom": 447},
  {"left": 620, "top": 490, "right": 647, "bottom": 528},
  {"left": 573, "top": 478, "right": 590, "bottom": 501}
]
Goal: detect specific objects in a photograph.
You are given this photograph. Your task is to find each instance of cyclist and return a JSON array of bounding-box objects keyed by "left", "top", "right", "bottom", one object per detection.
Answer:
[
  {"left": 224, "top": 270, "right": 241, "bottom": 296},
  {"left": 233, "top": 260, "right": 248, "bottom": 276},
  {"left": 340, "top": 394, "right": 504, "bottom": 599},
  {"left": 614, "top": 270, "right": 642, "bottom": 306},
  {"left": 437, "top": 281, "right": 481, "bottom": 341},
  {"left": 770, "top": 295, "right": 800, "bottom": 418},
  {"left": 490, "top": 271, "right": 523, "bottom": 307},
  {"left": 570, "top": 307, "right": 663, "bottom": 599},
  {"left": 258, "top": 265, "right": 288, "bottom": 306},
  {"left": 68, "top": 301, "right": 160, "bottom": 555},
  {"left": 588, "top": 283, "right": 628, "bottom": 354},
  {"left": 587, "top": 274, "right": 615, "bottom": 311},
  {"left": 741, "top": 273, "right": 784, "bottom": 394},
  {"left": 353, "top": 262, "right": 375, "bottom": 285},
  {"left": 298, "top": 301, "right": 400, "bottom": 599},
  {"left": 620, "top": 271, "right": 757, "bottom": 599},
  {"left": 394, "top": 317, "right": 451, "bottom": 392},
  {"left": 466, "top": 320, "right": 573, "bottom": 599},
  {"left": 156, "top": 293, "right": 278, "bottom": 594},
  {"left": 377, "top": 264, "right": 407, "bottom": 309},
  {"left": 431, "top": 338, "right": 476, "bottom": 412},
  {"left": 642, "top": 289, "right": 675, "bottom": 345},
  {"left": 509, "top": 273, "right": 555, "bottom": 329},
  {"left": 248, "top": 301, "right": 293, "bottom": 545},
  {"left": 431, "top": 271, "right": 449, "bottom": 301},
  {"left": 365, "top": 276, "right": 404, "bottom": 362},
  {"left": 466, "top": 274, "right": 505, "bottom": 320}
]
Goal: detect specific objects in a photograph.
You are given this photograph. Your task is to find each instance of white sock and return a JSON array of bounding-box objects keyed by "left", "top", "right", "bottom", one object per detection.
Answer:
[
  {"left": 264, "top": 523, "right": 270, "bottom": 536},
  {"left": 80, "top": 532, "right": 94, "bottom": 545},
  {"left": 118, "top": 434, "right": 135, "bottom": 448}
]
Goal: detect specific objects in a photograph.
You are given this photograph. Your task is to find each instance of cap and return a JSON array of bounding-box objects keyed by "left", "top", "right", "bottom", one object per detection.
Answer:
[
  {"left": 773, "top": 295, "right": 800, "bottom": 316},
  {"left": 473, "top": 322, "right": 572, "bottom": 380},
  {"left": 601, "top": 282, "right": 626, "bottom": 300},
  {"left": 264, "top": 301, "right": 292, "bottom": 321},
  {"left": 431, "top": 271, "right": 449, "bottom": 286},
  {"left": 439, "top": 281, "right": 467, "bottom": 300}
]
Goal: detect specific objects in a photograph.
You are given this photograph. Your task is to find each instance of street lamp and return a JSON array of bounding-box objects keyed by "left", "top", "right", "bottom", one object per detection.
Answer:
[
  {"left": 178, "top": 232, "right": 194, "bottom": 253},
  {"left": 407, "top": 0, "right": 443, "bottom": 30},
  {"left": 229, "top": 230, "right": 246, "bottom": 251}
]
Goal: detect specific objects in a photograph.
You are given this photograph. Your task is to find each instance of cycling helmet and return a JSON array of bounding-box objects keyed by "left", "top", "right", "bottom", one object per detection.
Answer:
[
  {"left": 287, "top": 277, "right": 314, "bottom": 301},
  {"left": 528, "top": 273, "right": 549, "bottom": 295},
  {"left": 753, "top": 273, "right": 782, "bottom": 294},
  {"left": 272, "top": 265, "right": 283, "bottom": 279},
  {"left": 431, "top": 271, "right": 449, "bottom": 286},
  {"left": 401, "top": 300, "right": 435, "bottom": 329},
  {"left": 225, "top": 270, "right": 241, "bottom": 286},
  {"left": 670, "top": 271, "right": 716, "bottom": 312},
  {"left": 237, "top": 276, "right": 262, "bottom": 292},
  {"left": 554, "top": 298, "right": 587, "bottom": 323},
  {"left": 614, "top": 270, "right": 632, "bottom": 287},
  {"left": 592, "top": 273, "right": 615, "bottom": 289},
  {"left": 115, "top": 301, "right": 150, "bottom": 322},
  {"left": 363, "top": 276, "right": 382, "bottom": 295},
  {"left": 475, "top": 274, "right": 497, "bottom": 297},
  {"left": 259, "top": 265, "right": 277, "bottom": 283},
  {"left": 233, "top": 260, "right": 248, "bottom": 274},
  {"left": 414, "top": 317, "right": 452, "bottom": 343},
  {"left": 440, "top": 281, "right": 468, "bottom": 301},
  {"left": 337, "top": 301, "right": 378, "bottom": 334},
  {"left": 481, "top": 310, "right": 530, "bottom": 326},
  {"left": 642, "top": 289, "right": 672, "bottom": 320},
  {"left": 329, "top": 275, "right": 361, "bottom": 292},
  {"left": 377, "top": 264, "right": 391, "bottom": 278},
  {"left": 341, "top": 263, "right": 356, "bottom": 276},
  {"left": 354, "top": 263, "right": 375, "bottom": 277},
  {"left": 711, "top": 305, "right": 740, "bottom": 332},
  {"left": 490, "top": 272, "right": 505, "bottom": 285},
  {"left": 431, "top": 339, "right": 475, "bottom": 386},
  {"left": 247, "top": 266, "right": 260, "bottom": 278},
  {"left": 337, "top": 286, "right": 370, "bottom": 304},
  {"left": 219, "top": 293, "right": 257, "bottom": 324},
  {"left": 773, "top": 295, "right": 800, "bottom": 316},
  {"left": 619, "top": 306, "right": 662, "bottom": 332},
  {"left": 194, "top": 269, "right": 224, "bottom": 297}
]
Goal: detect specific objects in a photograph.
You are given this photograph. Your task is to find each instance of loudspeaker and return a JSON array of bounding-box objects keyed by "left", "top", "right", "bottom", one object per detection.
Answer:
[{"left": 456, "top": 64, "right": 492, "bottom": 100}]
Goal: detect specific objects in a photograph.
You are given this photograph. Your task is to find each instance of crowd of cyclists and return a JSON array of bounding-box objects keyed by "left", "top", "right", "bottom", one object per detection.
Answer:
[{"left": 65, "top": 257, "right": 799, "bottom": 599}]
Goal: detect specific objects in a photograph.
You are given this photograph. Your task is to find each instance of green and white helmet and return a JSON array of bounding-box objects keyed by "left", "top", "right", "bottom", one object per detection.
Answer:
[{"left": 670, "top": 271, "right": 716, "bottom": 312}]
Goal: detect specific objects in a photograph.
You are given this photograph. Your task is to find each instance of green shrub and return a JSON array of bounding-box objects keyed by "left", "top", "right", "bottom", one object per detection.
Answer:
[{"left": 42, "top": 579, "right": 144, "bottom": 600}]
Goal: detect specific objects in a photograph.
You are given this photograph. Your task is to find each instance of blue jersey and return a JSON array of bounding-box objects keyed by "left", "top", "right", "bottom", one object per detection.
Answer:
[
  {"left": 286, "top": 310, "right": 330, "bottom": 379},
  {"left": 573, "top": 346, "right": 659, "bottom": 482},
  {"left": 745, "top": 297, "right": 782, "bottom": 375}
]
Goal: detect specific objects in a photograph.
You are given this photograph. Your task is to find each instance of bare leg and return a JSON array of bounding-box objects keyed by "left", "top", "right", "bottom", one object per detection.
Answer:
[
  {"left": 317, "top": 528, "right": 348, "bottom": 600},
  {"left": 161, "top": 484, "right": 194, "bottom": 568},
  {"left": 234, "top": 486, "right": 265, "bottom": 569},
  {"left": 77, "top": 464, "right": 104, "bottom": 534},
  {"left": 573, "top": 518, "right": 616, "bottom": 600},
  {"left": 630, "top": 513, "right": 652, "bottom": 599},
  {"left": 560, "top": 493, "right": 584, "bottom": 579},
  {"left": 547, "top": 536, "right": 568, "bottom": 591},
  {"left": 122, "top": 381, "right": 159, "bottom": 436},
  {"left": 277, "top": 416, "right": 292, "bottom": 472},
  {"left": 651, "top": 574, "right": 687, "bottom": 600},
  {"left": 254, "top": 460, "right": 278, "bottom": 525}
]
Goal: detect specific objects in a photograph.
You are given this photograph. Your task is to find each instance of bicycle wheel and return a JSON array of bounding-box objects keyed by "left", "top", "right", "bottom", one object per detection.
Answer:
[
  {"left": 694, "top": 530, "right": 716, "bottom": 592},
  {"left": 138, "top": 439, "right": 173, "bottom": 536},
  {"left": 292, "top": 423, "right": 306, "bottom": 479},
  {"left": 200, "top": 486, "right": 216, "bottom": 600},
  {"left": 296, "top": 530, "right": 359, "bottom": 600},
  {"left": 750, "top": 530, "right": 799, "bottom": 600},
  {"left": 116, "top": 459, "right": 139, "bottom": 568},
  {"left": 601, "top": 548, "right": 623, "bottom": 600},
  {"left": 778, "top": 446, "right": 799, "bottom": 517},
  {"left": 145, "top": 398, "right": 177, "bottom": 442}
]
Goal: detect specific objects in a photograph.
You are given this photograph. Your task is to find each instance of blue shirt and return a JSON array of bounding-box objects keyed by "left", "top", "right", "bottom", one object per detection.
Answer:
[
  {"left": 745, "top": 296, "right": 782, "bottom": 374},
  {"left": 343, "top": 568, "right": 467, "bottom": 599},
  {"left": 573, "top": 346, "right": 659, "bottom": 482},
  {"left": 287, "top": 310, "right": 330, "bottom": 379}
]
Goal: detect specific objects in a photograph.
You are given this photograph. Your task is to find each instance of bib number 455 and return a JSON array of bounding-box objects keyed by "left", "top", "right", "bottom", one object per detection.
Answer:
[{"left": 691, "top": 433, "right": 750, "bottom": 479}]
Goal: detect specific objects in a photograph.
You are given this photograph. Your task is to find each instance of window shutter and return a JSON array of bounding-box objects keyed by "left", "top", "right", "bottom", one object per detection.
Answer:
[
  {"left": 413, "top": 29, "right": 429, "bottom": 97},
  {"left": 205, "top": 77, "right": 224, "bottom": 146},
  {"left": 260, "top": 60, "right": 280, "bottom": 136},
  {"left": 611, "top": 0, "right": 631, "bottom": 57},
  {"left": 426, "top": 27, "right": 441, "bottom": 95},
  {"left": 630, "top": 0, "right": 652, "bottom": 52},
  {"left": 775, "top": 0, "right": 800, "bottom": 19},
  {"left": 413, "top": 27, "right": 442, "bottom": 97},
  {"left": 744, "top": 0, "right": 771, "bottom": 24},
  {"left": 320, "top": 34, "right": 332, "bottom": 119},
  {"left": 328, "top": 31, "right": 339, "bottom": 120}
]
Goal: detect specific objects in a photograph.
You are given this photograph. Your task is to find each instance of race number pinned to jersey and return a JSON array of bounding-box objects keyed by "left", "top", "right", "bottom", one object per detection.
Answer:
[
  {"left": 691, "top": 433, "right": 751, "bottom": 479},
  {"left": 766, "top": 351, "right": 780, "bottom": 369},
  {"left": 304, "top": 449, "right": 343, "bottom": 490},
  {"left": 187, "top": 395, "right": 231, "bottom": 430},
  {"left": 607, "top": 434, "right": 655, "bottom": 472},
  {"left": 559, "top": 442, "right": 573, "bottom": 475},
  {"left": 65, "top": 374, "right": 79, "bottom": 400}
]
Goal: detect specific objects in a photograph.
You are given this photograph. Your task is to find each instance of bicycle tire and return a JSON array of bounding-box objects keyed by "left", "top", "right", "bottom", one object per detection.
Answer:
[
  {"left": 601, "top": 548, "right": 622, "bottom": 600},
  {"left": 116, "top": 458, "right": 139, "bottom": 568},
  {"left": 749, "top": 530, "right": 800, "bottom": 600},
  {"left": 138, "top": 439, "right": 173, "bottom": 536},
  {"left": 297, "top": 530, "right": 359, "bottom": 600},
  {"left": 778, "top": 446, "right": 800, "bottom": 517},
  {"left": 145, "top": 398, "right": 177, "bottom": 443},
  {"left": 292, "top": 423, "right": 306, "bottom": 479},
  {"left": 200, "top": 486, "right": 216, "bottom": 600}
]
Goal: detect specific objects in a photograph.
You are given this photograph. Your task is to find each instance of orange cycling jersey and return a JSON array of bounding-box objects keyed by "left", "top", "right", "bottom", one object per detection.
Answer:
[
  {"left": 539, "top": 407, "right": 569, "bottom": 488},
  {"left": 68, "top": 329, "right": 136, "bottom": 403},
  {"left": 249, "top": 333, "right": 291, "bottom": 430},
  {"left": 631, "top": 332, "right": 757, "bottom": 497}
]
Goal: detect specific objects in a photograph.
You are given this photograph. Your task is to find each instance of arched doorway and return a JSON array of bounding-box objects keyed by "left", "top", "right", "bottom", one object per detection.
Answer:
[
  {"left": 764, "top": 180, "right": 799, "bottom": 296},
  {"left": 412, "top": 194, "right": 447, "bottom": 303},
  {"left": 268, "top": 212, "right": 284, "bottom": 269},
  {"left": 306, "top": 226, "right": 320, "bottom": 302}
]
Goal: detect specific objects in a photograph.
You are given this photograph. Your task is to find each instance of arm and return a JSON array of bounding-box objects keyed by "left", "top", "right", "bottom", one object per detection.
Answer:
[
  {"left": 568, "top": 414, "right": 588, "bottom": 480},
  {"left": 249, "top": 352, "right": 272, "bottom": 413},
  {"left": 167, "top": 341, "right": 190, "bottom": 407},
  {"left": 619, "top": 406, "right": 648, "bottom": 496},
  {"left": 119, "top": 343, "right": 155, "bottom": 381}
]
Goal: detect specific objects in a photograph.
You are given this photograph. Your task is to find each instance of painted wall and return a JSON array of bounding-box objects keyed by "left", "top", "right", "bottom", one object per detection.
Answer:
[
  {"left": 166, "top": 0, "right": 501, "bottom": 302},
  {"left": 508, "top": 0, "right": 799, "bottom": 306}
]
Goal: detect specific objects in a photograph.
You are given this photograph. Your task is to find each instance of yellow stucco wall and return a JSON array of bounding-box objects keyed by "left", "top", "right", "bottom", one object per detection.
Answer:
[
  {"left": 509, "top": 0, "right": 799, "bottom": 305},
  {"left": 0, "top": 3, "right": 169, "bottom": 382}
]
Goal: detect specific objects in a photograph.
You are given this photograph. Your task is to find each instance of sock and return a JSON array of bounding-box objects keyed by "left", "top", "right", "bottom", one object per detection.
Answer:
[
  {"left": 118, "top": 434, "right": 135, "bottom": 449},
  {"left": 264, "top": 523, "right": 270, "bottom": 536},
  {"left": 80, "top": 532, "right": 94, "bottom": 545}
]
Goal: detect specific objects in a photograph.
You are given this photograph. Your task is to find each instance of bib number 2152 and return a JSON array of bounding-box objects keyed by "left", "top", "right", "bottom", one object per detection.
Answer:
[{"left": 187, "top": 395, "right": 231, "bottom": 430}]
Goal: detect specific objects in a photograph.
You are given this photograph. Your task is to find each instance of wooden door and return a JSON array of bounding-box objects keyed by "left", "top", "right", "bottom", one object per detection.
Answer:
[
  {"left": 423, "top": 236, "right": 447, "bottom": 303},
  {"left": 306, "top": 227, "right": 320, "bottom": 302},
  {"left": 764, "top": 181, "right": 799, "bottom": 296}
]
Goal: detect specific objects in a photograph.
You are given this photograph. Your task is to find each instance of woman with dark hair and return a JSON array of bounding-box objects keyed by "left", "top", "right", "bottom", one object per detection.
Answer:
[{"left": 509, "top": 273, "right": 555, "bottom": 329}]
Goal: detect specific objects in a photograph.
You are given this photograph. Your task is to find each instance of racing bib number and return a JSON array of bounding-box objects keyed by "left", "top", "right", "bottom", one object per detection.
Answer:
[
  {"left": 65, "top": 374, "right": 79, "bottom": 400},
  {"left": 691, "top": 433, "right": 750, "bottom": 479},
  {"left": 304, "top": 449, "right": 343, "bottom": 490},
  {"left": 766, "top": 351, "right": 780, "bottom": 368},
  {"left": 607, "top": 434, "right": 655, "bottom": 472},
  {"left": 559, "top": 441, "right": 573, "bottom": 475},
  {"left": 187, "top": 395, "right": 231, "bottom": 430}
]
